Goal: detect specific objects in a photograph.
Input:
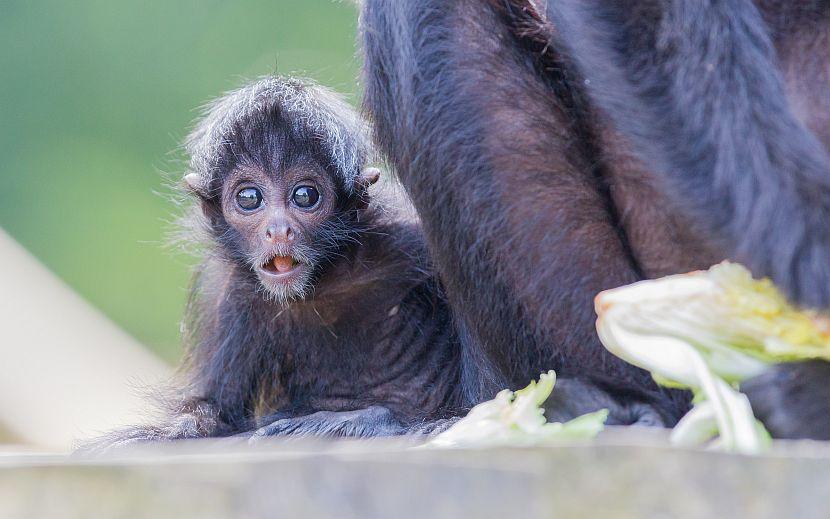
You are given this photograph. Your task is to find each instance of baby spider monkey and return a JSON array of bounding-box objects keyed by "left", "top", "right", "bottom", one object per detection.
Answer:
[{"left": 88, "top": 77, "right": 464, "bottom": 448}]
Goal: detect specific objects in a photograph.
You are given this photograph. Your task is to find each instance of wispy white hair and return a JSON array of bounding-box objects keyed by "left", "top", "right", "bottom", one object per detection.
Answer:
[{"left": 184, "top": 75, "right": 372, "bottom": 194}]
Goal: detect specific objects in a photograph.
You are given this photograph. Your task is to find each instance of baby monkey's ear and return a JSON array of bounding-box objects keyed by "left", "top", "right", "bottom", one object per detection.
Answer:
[
  {"left": 183, "top": 173, "right": 209, "bottom": 198},
  {"left": 356, "top": 167, "right": 381, "bottom": 191},
  {"left": 353, "top": 167, "right": 381, "bottom": 210}
]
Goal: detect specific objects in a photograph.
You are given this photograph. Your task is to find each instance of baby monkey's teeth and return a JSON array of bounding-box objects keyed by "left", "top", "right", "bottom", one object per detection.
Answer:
[{"left": 271, "top": 256, "right": 295, "bottom": 273}]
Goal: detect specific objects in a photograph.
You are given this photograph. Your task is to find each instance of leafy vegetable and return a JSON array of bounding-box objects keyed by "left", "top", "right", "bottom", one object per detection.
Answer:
[
  {"left": 426, "top": 371, "right": 608, "bottom": 448},
  {"left": 595, "top": 261, "right": 830, "bottom": 454}
]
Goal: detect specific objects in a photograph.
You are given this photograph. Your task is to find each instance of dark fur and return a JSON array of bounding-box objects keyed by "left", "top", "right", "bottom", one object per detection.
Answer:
[
  {"left": 742, "top": 361, "right": 830, "bottom": 440},
  {"left": 360, "top": 0, "right": 689, "bottom": 423},
  {"left": 546, "top": 0, "right": 830, "bottom": 308},
  {"left": 544, "top": 0, "right": 830, "bottom": 438},
  {"left": 360, "top": 0, "right": 830, "bottom": 437}
]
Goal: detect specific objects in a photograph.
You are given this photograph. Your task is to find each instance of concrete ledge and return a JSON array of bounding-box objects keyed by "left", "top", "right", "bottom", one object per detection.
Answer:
[{"left": 2, "top": 430, "right": 830, "bottom": 518}]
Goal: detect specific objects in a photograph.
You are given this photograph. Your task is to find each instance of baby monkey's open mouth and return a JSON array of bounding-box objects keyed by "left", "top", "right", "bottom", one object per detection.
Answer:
[{"left": 262, "top": 255, "right": 300, "bottom": 275}]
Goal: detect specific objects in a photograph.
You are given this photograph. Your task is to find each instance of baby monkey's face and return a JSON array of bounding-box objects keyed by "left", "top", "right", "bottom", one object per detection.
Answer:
[{"left": 220, "top": 163, "right": 340, "bottom": 304}]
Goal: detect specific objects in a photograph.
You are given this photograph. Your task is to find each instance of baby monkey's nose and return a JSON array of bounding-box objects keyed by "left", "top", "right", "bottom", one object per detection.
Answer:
[{"left": 265, "top": 223, "right": 294, "bottom": 243}]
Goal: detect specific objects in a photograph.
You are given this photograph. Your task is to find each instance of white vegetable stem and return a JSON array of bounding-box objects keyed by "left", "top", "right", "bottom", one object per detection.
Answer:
[{"left": 597, "top": 305, "right": 765, "bottom": 453}]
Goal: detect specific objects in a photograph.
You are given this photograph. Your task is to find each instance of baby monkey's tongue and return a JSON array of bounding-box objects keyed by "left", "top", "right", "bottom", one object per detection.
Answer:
[{"left": 272, "top": 256, "right": 295, "bottom": 273}]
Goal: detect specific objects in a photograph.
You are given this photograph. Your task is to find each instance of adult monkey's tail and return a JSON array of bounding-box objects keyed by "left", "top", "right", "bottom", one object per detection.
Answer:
[{"left": 546, "top": 1, "right": 830, "bottom": 307}]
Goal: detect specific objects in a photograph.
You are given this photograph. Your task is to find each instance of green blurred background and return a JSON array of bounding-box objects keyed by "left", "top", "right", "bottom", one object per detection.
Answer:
[{"left": 0, "top": 1, "right": 361, "bottom": 362}]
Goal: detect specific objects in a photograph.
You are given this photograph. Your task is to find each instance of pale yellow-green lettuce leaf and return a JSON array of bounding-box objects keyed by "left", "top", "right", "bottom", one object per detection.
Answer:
[
  {"left": 594, "top": 262, "right": 827, "bottom": 454},
  {"left": 426, "top": 371, "right": 608, "bottom": 448}
]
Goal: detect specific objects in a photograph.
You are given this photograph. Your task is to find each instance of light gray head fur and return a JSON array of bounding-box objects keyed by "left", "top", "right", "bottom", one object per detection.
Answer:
[{"left": 184, "top": 75, "right": 372, "bottom": 196}]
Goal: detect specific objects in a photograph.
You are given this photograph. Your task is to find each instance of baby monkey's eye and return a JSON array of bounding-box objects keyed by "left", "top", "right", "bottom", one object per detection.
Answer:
[
  {"left": 291, "top": 185, "right": 320, "bottom": 209},
  {"left": 236, "top": 187, "right": 263, "bottom": 211}
]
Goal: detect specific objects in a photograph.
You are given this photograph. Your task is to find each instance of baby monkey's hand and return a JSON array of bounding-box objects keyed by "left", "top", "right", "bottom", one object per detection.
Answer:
[{"left": 249, "top": 406, "right": 407, "bottom": 441}]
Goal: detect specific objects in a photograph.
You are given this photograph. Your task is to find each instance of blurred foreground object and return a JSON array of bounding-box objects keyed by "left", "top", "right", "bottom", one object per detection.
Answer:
[
  {"left": 595, "top": 262, "right": 830, "bottom": 454},
  {"left": 428, "top": 371, "right": 608, "bottom": 448},
  {"left": 4, "top": 434, "right": 830, "bottom": 518},
  {"left": 0, "top": 228, "right": 170, "bottom": 451}
]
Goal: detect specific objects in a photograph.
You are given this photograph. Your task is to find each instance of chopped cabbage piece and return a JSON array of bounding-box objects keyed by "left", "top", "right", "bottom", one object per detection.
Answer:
[
  {"left": 427, "top": 371, "right": 608, "bottom": 448},
  {"left": 595, "top": 262, "right": 828, "bottom": 454}
]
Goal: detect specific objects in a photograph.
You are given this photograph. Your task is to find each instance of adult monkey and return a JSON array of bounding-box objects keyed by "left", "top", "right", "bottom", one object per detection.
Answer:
[{"left": 360, "top": 0, "right": 830, "bottom": 438}]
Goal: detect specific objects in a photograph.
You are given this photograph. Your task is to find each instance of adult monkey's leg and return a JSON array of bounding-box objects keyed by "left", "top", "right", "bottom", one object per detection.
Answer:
[
  {"left": 547, "top": 0, "right": 830, "bottom": 308},
  {"left": 361, "top": 0, "right": 685, "bottom": 420}
]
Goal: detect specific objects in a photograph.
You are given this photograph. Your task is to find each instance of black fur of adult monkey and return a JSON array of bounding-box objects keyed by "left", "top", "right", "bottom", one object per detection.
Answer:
[
  {"left": 86, "top": 77, "right": 466, "bottom": 448},
  {"left": 546, "top": 1, "right": 830, "bottom": 439},
  {"left": 360, "top": 1, "right": 830, "bottom": 438}
]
